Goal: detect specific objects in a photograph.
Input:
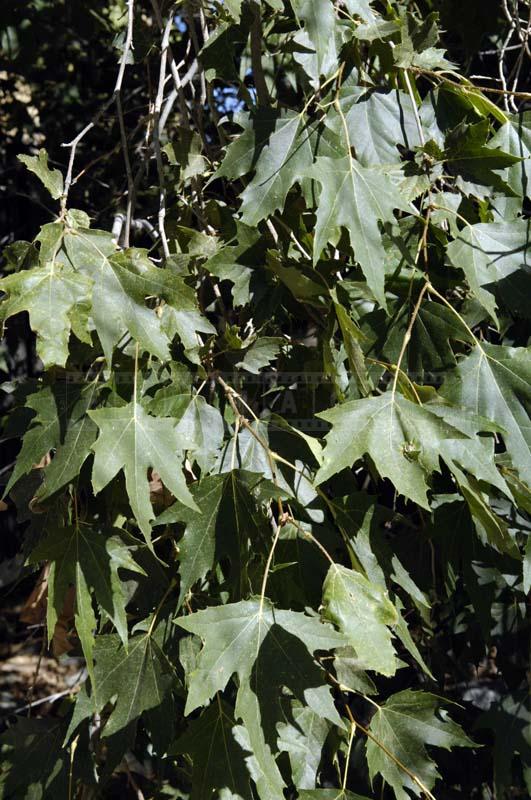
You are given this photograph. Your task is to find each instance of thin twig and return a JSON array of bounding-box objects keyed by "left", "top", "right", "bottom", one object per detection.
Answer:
[
  {"left": 116, "top": 92, "right": 135, "bottom": 246},
  {"left": 153, "top": 8, "right": 175, "bottom": 259},
  {"left": 61, "top": 0, "right": 135, "bottom": 214}
]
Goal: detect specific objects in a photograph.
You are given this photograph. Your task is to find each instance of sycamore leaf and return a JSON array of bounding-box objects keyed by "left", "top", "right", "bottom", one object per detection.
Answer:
[
  {"left": 157, "top": 471, "right": 269, "bottom": 604},
  {"left": 322, "top": 564, "right": 399, "bottom": 676},
  {"left": 291, "top": 0, "right": 338, "bottom": 85},
  {"left": 394, "top": 12, "right": 453, "bottom": 70},
  {"left": 235, "top": 336, "right": 284, "bottom": 374},
  {"left": 90, "top": 399, "right": 197, "bottom": 541},
  {"left": 93, "top": 632, "right": 174, "bottom": 736},
  {"left": 176, "top": 599, "right": 345, "bottom": 713},
  {"left": 216, "top": 111, "right": 340, "bottom": 226},
  {"left": 333, "top": 646, "right": 377, "bottom": 695},
  {"left": 277, "top": 702, "right": 332, "bottom": 789},
  {"left": 442, "top": 343, "right": 531, "bottom": 486},
  {"left": 329, "top": 89, "right": 422, "bottom": 167},
  {"left": 174, "top": 698, "right": 252, "bottom": 800},
  {"left": 366, "top": 690, "right": 474, "bottom": 800},
  {"left": 238, "top": 112, "right": 311, "bottom": 226},
  {"left": 447, "top": 219, "right": 530, "bottom": 319},
  {"left": 307, "top": 155, "right": 408, "bottom": 306},
  {"left": 30, "top": 525, "right": 143, "bottom": 683},
  {"left": 315, "top": 393, "right": 497, "bottom": 509},
  {"left": 204, "top": 244, "right": 254, "bottom": 306},
  {"left": 18, "top": 149, "right": 64, "bottom": 199},
  {"left": 362, "top": 298, "right": 474, "bottom": 381},
  {"left": 64, "top": 232, "right": 214, "bottom": 364},
  {"left": 5, "top": 382, "right": 96, "bottom": 497},
  {"left": 488, "top": 111, "right": 531, "bottom": 197},
  {"left": 0, "top": 262, "right": 91, "bottom": 367},
  {"left": 175, "top": 395, "right": 224, "bottom": 472},
  {"left": 35, "top": 382, "right": 99, "bottom": 502},
  {"left": 177, "top": 600, "right": 344, "bottom": 799},
  {"left": 445, "top": 120, "right": 521, "bottom": 194},
  {"left": 476, "top": 691, "right": 531, "bottom": 798}
]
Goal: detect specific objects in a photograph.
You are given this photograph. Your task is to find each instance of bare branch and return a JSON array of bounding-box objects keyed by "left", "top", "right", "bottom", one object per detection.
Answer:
[{"left": 61, "top": 0, "right": 135, "bottom": 215}]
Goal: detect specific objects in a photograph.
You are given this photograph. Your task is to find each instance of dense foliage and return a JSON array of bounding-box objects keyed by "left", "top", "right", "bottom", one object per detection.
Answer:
[{"left": 1, "top": 1, "right": 530, "bottom": 798}]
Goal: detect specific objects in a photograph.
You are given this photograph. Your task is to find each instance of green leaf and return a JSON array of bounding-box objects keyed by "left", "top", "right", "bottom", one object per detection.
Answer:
[
  {"left": 0, "top": 261, "right": 91, "bottom": 367},
  {"left": 174, "top": 697, "right": 253, "bottom": 799},
  {"left": 93, "top": 632, "right": 174, "bottom": 737},
  {"left": 488, "top": 111, "right": 531, "bottom": 197},
  {"left": 177, "top": 600, "right": 345, "bottom": 798},
  {"left": 442, "top": 343, "right": 531, "bottom": 485},
  {"left": 175, "top": 395, "right": 224, "bottom": 471},
  {"left": 322, "top": 563, "right": 399, "bottom": 676},
  {"left": 63, "top": 234, "right": 214, "bottom": 364},
  {"left": 90, "top": 399, "right": 197, "bottom": 542},
  {"left": 361, "top": 298, "right": 474, "bottom": 381},
  {"left": 35, "top": 384, "right": 99, "bottom": 501},
  {"left": 315, "top": 393, "right": 498, "bottom": 509},
  {"left": 176, "top": 599, "right": 344, "bottom": 713},
  {"left": 394, "top": 12, "right": 453, "bottom": 70},
  {"left": 366, "top": 690, "right": 474, "bottom": 800},
  {"left": 307, "top": 155, "right": 408, "bottom": 306},
  {"left": 18, "top": 149, "right": 64, "bottom": 199},
  {"left": 236, "top": 336, "right": 284, "bottom": 374},
  {"left": 157, "top": 471, "right": 269, "bottom": 604},
  {"left": 447, "top": 219, "right": 529, "bottom": 319},
  {"left": 238, "top": 112, "right": 309, "bottom": 226},
  {"left": 204, "top": 244, "right": 255, "bottom": 306},
  {"left": 329, "top": 89, "right": 422, "bottom": 167},
  {"left": 278, "top": 702, "right": 332, "bottom": 789},
  {"left": 30, "top": 525, "right": 143, "bottom": 682},
  {"left": 445, "top": 120, "right": 521, "bottom": 194},
  {"left": 476, "top": 692, "right": 531, "bottom": 798},
  {"left": 291, "top": 0, "right": 338, "bottom": 85},
  {"left": 333, "top": 646, "right": 377, "bottom": 695},
  {"left": 5, "top": 382, "right": 96, "bottom": 497}
]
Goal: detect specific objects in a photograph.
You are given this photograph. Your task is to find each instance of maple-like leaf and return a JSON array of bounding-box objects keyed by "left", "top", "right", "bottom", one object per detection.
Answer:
[
  {"left": 175, "top": 395, "right": 224, "bottom": 472},
  {"left": 322, "top": 563, "right": 399, "bottom": 676},
  {"left": 30, "top": 525, "right": 144, "bottom": 682},
  {"left": 18, "top": 149, "right": 64, "bottom": 199},
  {"left": 238, "top": 112, "right": 314, "bottom": 226},
  {"left": 90, "top": 400, "right": 197, "bottom": 541},
  {"left": 277, "top": 702, "right": 332, "bottom": 789},
  {"left": 63, "top": 232, "right": 214, "bottom": 364},
  {"left": 488, "top": 111, "right": 531, "bottom": 197},
  {"left": 157, "top": 470, "right": 269, "bottom": 603},
  {"left": 291, "top": 0, "right": 339, "bottom": 86},
  {"left": 177, "top": 600, "right": 345, "bottom": 798},
  {"left": 329, "top": 89, "right": 422, "bottom": 167},
  {"left": 366, "top": 690, "right": 474, "bottom": 799},
  {"left": 307, "top": 155, "right": 408, "bottom": 306},
  {"left": 174, "top": 698, "right": 253, "bottom": 800},
  {"left": 315, "top": 393, "right": 500, "bottom": 509},
  {"left": 4, "top": 382, "right": 97, "bottom": 498},
  {"left": 93, "top": 631, "right": 174, "bottom": 736},
  {"left": 442, "top": 343, "right": 531, "bottom": 485},
  {"left": 0, "top": 262, "right": 91, "bottom": 367},
  {"left": 447, "top": 219, "right": 529, "bottom": 319},
  {"left": 0, "top": 718, "right": 71, "bottom": 798}
]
